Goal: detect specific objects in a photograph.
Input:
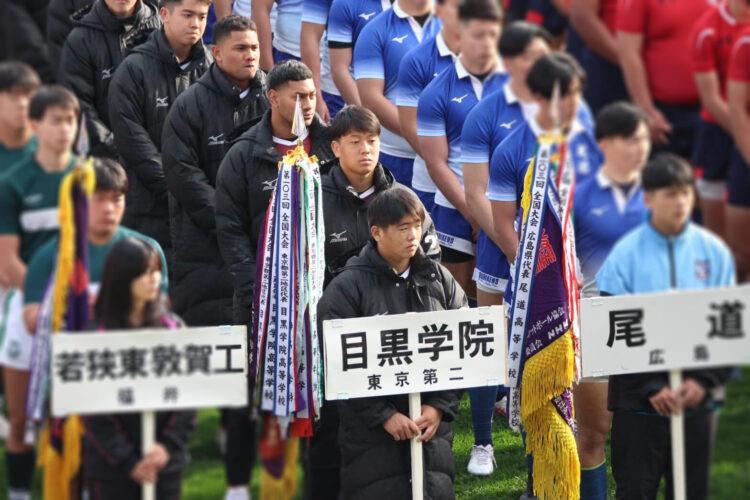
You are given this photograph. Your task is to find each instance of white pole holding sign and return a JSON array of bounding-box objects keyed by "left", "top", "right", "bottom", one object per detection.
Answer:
[
  {"left": 323, "top": 306, "right": 506, "bottom": 499},
  {"left": 141, "top": 410, "right": 156, "bottom": 500},
  {"left": 580, "top": 286, "right": 750, "bottom": 500},
  {"left": 409, "top": 393, "right": 423, "bottom": 500},
  {"left": 51, "top": 325, "right": 249, "bottom": 498}
]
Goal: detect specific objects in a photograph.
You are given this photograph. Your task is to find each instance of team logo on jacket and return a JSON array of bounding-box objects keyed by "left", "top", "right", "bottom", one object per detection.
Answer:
[
  {"left": 360, "top": 11, "right": 376, "bottom": 20},
  {"left": 695, "top": 259, "right": 710, "bottom": 281},
  {"left": 499, "top": 120, "right": 516, "bottom": 130},
  {"left": 392, "top": 34, "right": 409, "bottom": 44},
  {"left": 208, "top": 134, "right": 225, "bottom": 146},
  {"left": 451, "top": 94, "right": 468, "bottom": 104},
  {"left": 261, "top": 179, "right": 277, "bottom": 191},
  {"left": 101, "top": 68, "right": 114, "bottom": 80},
  {"left": 329, "top": 230, "right": 347, "bottom": 243},
  {"left": 155, "top": 96, "right": 169, "bottom": 108}
]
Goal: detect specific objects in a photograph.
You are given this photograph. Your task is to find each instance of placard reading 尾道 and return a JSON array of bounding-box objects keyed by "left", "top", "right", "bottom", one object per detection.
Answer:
[
  {"left": 580, "top": 287, "right": 750, "bottom": 377},
  {"left": 51, "top": 325, "right": 248, "bottom": 416},
  {"left": 323, "top": 306, "right": 507, "bottom": 400}
]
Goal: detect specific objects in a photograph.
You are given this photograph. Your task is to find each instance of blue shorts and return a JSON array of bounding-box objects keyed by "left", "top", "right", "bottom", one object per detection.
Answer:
[
  {"left": 431, "top": 204, "right": 475, "bottom": 256},
  {"left": 581, "top": 48, "right": 628, "bottom": 115},
  {"left": 692, "top": 119, "right": 733, "bottom": 181},
  {"left": 322, "top": 91, "right": 345, "bottom": 120},
  {"left": 413, "top": 188, "right": 435, "bottom": 213},
  {"left": 272, "top": 48, "right": 300, "bottom": 64},
  {"left": 379, "top": 152, "right": 414, "bottom": 188},
  {"left": 652, "top": 102, "right": 700, "bottom": 160},
  {"left": 473, "top": 230, "right": 510, "bottom": 293},
  {"left": 728, "top": 149, "right": 750, "bottom": 208}
]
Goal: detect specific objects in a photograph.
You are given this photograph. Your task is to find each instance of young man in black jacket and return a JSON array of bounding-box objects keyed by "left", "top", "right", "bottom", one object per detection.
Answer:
[
  {"left": 162, "top": 16, "right": 269, "bottom": 499},
  {"left": 109, "top": 0, "right": 213, "bottom": 260},
  {"left": 318, "top": 187, "right": 465, "bottom": 500},
  {"left": 306, "top": 106, "right": 442, "bottom": 499},
  {"left": 215, "top": 60, "right": 334, "bottom": 328},
  {"left": 58, "top": 0, "right": 161, "bottom": 158}
]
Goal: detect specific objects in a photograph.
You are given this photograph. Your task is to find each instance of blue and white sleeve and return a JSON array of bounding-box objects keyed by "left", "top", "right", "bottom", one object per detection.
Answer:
[
  {"left": 353, "top": 23, "right": 384, "bottom": 80},
  {"left": 417, "top": 80, "right": 447, "bottom": 137},
  {"left": 302, "top": 0, "right": 331, "bottom": 25},
  {"left": 461, "top": 102, "right": 492, "bottom": 164},
  {"left": 396, "top": 49, "right": 426, "bottom": 108},
  {"left": 486, "top": 141, "right": 520, "bottom": 202},
  {"left": 328, "top": 0, "right": 354, "bottom": 44}
]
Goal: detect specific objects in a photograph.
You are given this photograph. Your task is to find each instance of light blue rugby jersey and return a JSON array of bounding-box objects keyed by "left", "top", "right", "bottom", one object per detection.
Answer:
[
  {"left": 397, "top": 32, "right": 457, "bottom": 193},
  {"left": 354, "top": 1, "right": 440, "bottom": 158},
  {"left": 301, "top": 0, "right": 340, "bottom": 96},
  {"left": 417, "top": 57, "right": 507, "bottom": 208},
  {"left": 328, "top": 0, "right": 392, "bottom": 47},
  {"left": 274, "top": 0, "right": 304, "bottom": 57}
]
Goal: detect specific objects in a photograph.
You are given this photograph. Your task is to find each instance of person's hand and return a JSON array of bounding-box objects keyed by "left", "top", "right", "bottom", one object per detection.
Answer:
[
  {"left": 130, "top": 459, "right": 158, "bottom": 484},
  {"left": 646, "top": 107, "right": 673, "bottom": 145},
  {"left": 144, "top": 443, "right": 170, "bottom": 471},
  {"left": 383, "top": 412, "right": 420, "bottom": 441},
  {"left": 316, "top": 92, "right": 331, "bottom": 125},
  {"left": 414, "top": 405, "right": 443, "bottom": 442},
  {"left": 648, "top": 386, "right": 680, "bottom": 416},
  {"left": 678, "top": 378, "right": 706, "bottom": 410}
]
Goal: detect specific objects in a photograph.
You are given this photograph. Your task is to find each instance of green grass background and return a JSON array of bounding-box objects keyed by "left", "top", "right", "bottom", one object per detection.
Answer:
[{"left": 3, "top": 369, "right": 748, "bottom": 499}]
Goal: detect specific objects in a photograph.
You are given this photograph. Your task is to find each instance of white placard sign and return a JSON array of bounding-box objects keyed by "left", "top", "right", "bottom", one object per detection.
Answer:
[
  {"left": 52, "top": 325, "right": 248, "bottom": 416},
  {"left": 323, "top": 306, "right": 507, "bottom": 400},
  {"left": 580, "top": 287, "right": 750, "bottom": 378}
]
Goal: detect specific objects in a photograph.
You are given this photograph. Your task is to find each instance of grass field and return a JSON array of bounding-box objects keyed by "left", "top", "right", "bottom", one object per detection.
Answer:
[{"left": 3, "top": 369, "right": 748, "bottom": 499}]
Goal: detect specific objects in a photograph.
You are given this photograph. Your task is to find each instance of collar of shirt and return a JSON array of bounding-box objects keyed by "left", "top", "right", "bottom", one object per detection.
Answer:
[
  {"left": 719, "top": 2, "right": 738, "bottom": 25},
  {"left": 393, "top": 1, "right": 435, "bottom": 42},
  {"left": 399, "top": 266, "right": 411, "bottom": 279},
  {"left": 596, "top": 170, "right": 641, "bottom": 214},
  {"left": 455, "top": 56, "right": 506, "bottom": 99},
  {"left": 272, "top": 129, "right": 309, "bottom": 146},
  {"left": 239, "top": 87, "right": 250, "bottom": 99},
  {"left": 381, "top": 0, "right": 393, "bottom": 11},
  {"left": 436, "top": 31, "right": 458, "bottom": 60},
  {"left": 503, "top": 81, "right": 519, "bottom": 105}
]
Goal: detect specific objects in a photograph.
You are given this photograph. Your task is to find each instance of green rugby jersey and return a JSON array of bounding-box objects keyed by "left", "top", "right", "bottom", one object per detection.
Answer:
[
  {"left": 24, "top": 226, "right": 169, "bottom": 305},
  {"left": 0, "top": 154, "right": 76, "bottom": 263},
  {"left": 0, "top": 135, "right": 37, "bottom": 175}
]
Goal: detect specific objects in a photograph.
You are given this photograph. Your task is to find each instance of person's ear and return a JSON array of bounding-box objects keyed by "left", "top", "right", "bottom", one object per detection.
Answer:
[
  {"left": 643, "top": 191, "right": 654, "bottom": 211},
  {"left": 371, "top": 225, "right": 382, "bottom": 241},
  {"left": 268, "top": 89, "right": 279, "bottom": 109},
  {"left": 29, "top": 119, "right": 40, "bottom": 135},
  {"left": 159, "top": 6, "right": 170, "bottom": 24},
  {"left": 211, "top": 43, "right": 221, "bottom": 62},
  {"left": 331, "top": 139, "right": 341, "bottom": 158}
]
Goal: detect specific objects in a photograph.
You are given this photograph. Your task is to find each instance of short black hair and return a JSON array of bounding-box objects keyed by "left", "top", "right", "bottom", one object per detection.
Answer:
[
  {"left": 458, "top": 0, "right": 503, "bottom": 23},
  {"left": 368, "top": 187, "right": 426, "bottom": 229},
  {"left": 213, "top": 14, "right": 257, "bottom": 44},
  {"left": 29, "top": 85, "right": 80, "bottom": 120},
  {"left": 595, "top": 101, "right": 649, "bottom": 141},
  {"left": 499, "top": 21, "right": 551, "bottom": 58},
  {"left": 329, "top": 106, "right": 381, "bottom": 140},
  {"left": 160, "top": 0, "right": 212, "bottom": 10},
  {"left": 93, "top": 157, "right": 129, "bottom": 195},
  {"left": 642, "top": 153, "right": 694, "bottom": 192},
  {"left": 0, "top": 61, "right": 41, "bottom": 94},
  {"left": 267, "top": 60, "right": 314, "bottom": 92},
  {"left": 526, "top": 52, "right": 587, "bottom": 99}
]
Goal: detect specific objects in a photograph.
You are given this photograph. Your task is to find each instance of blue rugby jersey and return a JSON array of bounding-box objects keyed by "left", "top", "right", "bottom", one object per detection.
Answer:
[
  {"left": 397, "top": 32, "right": 457, "bottom": 193},
  {"left": 573, "top": 171, "right": 646, "bottom": 297},
  {"left": 328, "top": 0, "right": 391, "bottom": 47},
  {"left": 354, "top": 1, "right": 440, "bottom": 158},
  {"left": 487, "top": 116, "right": 602, "bottom": 204},
  {"left": 417, "top": 57, "right": 507, "bottom": 208},
  {"left": 274, "top": 0, "right": 305, "bottom": 57}
]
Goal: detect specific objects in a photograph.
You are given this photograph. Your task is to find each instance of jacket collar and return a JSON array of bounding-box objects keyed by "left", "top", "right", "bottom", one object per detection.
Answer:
[
  {"left": 81, "top": 0, "right": 150, "bottom": 31},
  {"left": 351, "top": 240, "right": 437, "bottom": 284},
  {"left": 328, "top": 162, "right": 394, "bottom": 200},
  {"left": 148, "top": 28, "right": 210, "bottom": 67},
  {"left": 205, "top": 63, "right": 267, "bottom": 104},
  {"left": 644, "top": 217, "right": 692, "bottom": 245}
]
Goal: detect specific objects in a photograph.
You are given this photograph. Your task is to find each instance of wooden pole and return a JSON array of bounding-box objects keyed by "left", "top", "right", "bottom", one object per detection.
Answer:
[
  {"left": 141, "top": 411, "right": 156, "bottom": 500},
  {"left": 408, "top": 393, "right": 424, "bottom": 500},
  {"left": 669, "top": 369, "right": 686, "bottom": 500}
]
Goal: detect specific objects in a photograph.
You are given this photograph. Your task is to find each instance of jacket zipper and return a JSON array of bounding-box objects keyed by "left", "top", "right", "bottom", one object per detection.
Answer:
[{"left": 667, "top": 237, "right": 676, "bottom": 288}]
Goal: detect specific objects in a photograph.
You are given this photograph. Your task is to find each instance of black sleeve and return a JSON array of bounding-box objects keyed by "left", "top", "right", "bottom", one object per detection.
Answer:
[
  {"left": 59, "top": 31, "right": 116, "bottom": 156},
  {"left": 215, "top": 145, "right": 256, "bottom": 324},
  {"left": 162, "top": 98, "right": 217, "bottom": 235},
  {"left": 422, "top": 390, "right": 462, "bottom": 423},
  {"left": 685, "top": 367, "right": 734, "bottom": 393},
  {"left": 82, "top": 415, "right": 140, "bottom": 474},
  {"left": 419, "top": 213, "right": 441, "bottom": 262},
  {"left": 440, "top": 264, "right": 469, "bottom": 311},
  {"left": 157, "top": 410, "right": 197, "bottom": 457},
  {"left": 3, "top": 2, "right": 54, "bottom": 82},
  {"left": 46, "top": 0, "right": 76, "bottom": 79},
  {"left": 109, "top": 61, "right": 166, "bottom": 198}
]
